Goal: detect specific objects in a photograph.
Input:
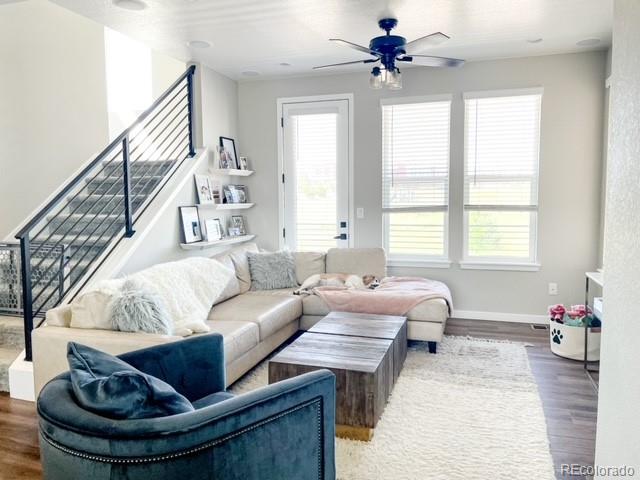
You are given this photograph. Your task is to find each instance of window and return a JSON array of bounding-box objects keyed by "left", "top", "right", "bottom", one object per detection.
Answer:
[
  {"left": 104, "top": 28, "right": 151, "bottom": 139},
  {"left": 382, "top": 97, "right": 451, "bottom": 264},
  {"left": 462, "top": 89, "right": 542, "bottom": 268}
]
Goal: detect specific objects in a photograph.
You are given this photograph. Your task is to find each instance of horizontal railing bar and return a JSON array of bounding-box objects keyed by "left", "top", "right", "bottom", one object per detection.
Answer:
[
  {"left": 32, "top": 137, "right": 190, "bottom": 311},
  {"left": 15, "top": 66, "right": 194, "bottom": 238},
  {"left": 130, "top": 111, "right": 189, "bottom": 163},
  {"left": 129, "top": 92, "right": 188, "bottom": 155}
]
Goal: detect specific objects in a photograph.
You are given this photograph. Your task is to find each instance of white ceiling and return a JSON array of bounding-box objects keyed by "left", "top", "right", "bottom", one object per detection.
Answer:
[{"left": 51, "top": 0, "right": 613, "bottom": 80}]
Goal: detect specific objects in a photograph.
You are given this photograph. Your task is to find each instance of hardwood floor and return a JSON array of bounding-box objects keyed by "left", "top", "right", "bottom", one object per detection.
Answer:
[
  {"left": 445, "top": 318, "right": 598, "bottom": 480},
  {"left": 0, "top": 318, "right": 597, "bottom": 480}
]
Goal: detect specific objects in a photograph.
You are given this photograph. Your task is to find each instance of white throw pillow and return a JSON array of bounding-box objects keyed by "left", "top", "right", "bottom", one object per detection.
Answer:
[{"left": 70, "top": 279, "right": 125, "bottom": 330}]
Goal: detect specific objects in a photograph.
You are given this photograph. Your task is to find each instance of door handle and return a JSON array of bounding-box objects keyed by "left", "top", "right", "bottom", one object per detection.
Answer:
[{"left": 333, "top": 233, "right": 348, "bottom": 240}]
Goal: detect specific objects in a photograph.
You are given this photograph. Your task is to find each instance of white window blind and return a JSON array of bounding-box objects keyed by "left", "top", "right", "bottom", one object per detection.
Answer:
[
  {"left": 291, "top": 113, "right": 338, "bottom": 251},
  {"left": 463, "top": 90, "right": 542, "bottom": 263},
  {"left": 382, "top": 98, "right": 451, "bottom": 259}
]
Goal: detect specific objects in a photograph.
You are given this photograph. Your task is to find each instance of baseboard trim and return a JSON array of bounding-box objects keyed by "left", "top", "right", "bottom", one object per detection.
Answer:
[{"left": 452, "top": 309, "right": 548, "bottom": 325}]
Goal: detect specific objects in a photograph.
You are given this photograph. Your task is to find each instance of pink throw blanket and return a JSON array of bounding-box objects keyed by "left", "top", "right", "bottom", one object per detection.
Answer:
[{"left": 312, "top": 276, "right": 452, "bottom": 317}]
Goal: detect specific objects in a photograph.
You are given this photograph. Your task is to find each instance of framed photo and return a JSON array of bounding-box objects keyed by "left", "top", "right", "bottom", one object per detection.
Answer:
[
  {"left": 239, "top": 156, "right": 249, "bottom": 170},
  {"left": 230, "top": 215, "right": 246, "bottom": 236},
  {"left": 223, "top": 184, "right": 248, "bottom": 204},
  {"left": 217, "top": 145, "right": 233, "bottom": 170},
  {"left": 194, "top": 174, "right": 214, "bottom": 204},
  {"left": 210, "top": 178, "right": 222, "bottom": 204},
  {"left": 219, "top": 136, "right": 239, "bottom": 169},
  {"left": 205, "top": 218, "right": 224, "bottom": 241},
  {"left": 179, "top": 206, "right": 202, "bottom": 244}
]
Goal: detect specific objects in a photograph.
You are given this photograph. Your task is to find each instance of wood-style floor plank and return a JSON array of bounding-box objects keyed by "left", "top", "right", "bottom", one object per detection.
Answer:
[{"left": 0, "top": 318, "right": 597, "bottom": 479}]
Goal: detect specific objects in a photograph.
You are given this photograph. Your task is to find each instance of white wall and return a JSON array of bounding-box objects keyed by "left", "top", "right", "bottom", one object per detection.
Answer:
[
  {"left": 595, "top": 0, "right": 640, "bottom": 474},
  {"left": 238, "top": 52, "right": 606, "bottom": 316},
  {"left": 118, "top": 64, "right": 239, "bottom": 274},
  {"left": 0, "top": 0, "right": 110, "bottom": 238},
  {"left": 151, "top": 51, "right": 186, "bottom": 100}
]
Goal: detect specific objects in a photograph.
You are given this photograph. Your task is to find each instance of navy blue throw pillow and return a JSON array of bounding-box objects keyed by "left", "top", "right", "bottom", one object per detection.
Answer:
[{"left": 67, "top": 342, "right": 194, "bottom": 419}]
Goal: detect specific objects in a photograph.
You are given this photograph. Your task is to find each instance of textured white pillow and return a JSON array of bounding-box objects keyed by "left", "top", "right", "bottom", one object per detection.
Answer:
[{"left": 70, "top": 279, "right": 125, "bottom": 330}]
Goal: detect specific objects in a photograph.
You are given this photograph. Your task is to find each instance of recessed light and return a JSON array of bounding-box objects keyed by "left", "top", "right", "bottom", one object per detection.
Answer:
[
  {"left": 526, "top": 38, "right": 543, "bottom": 44},
  {"left": 576, "top": 38, "right": 601, "bottom": 47},
  {"left": 242, "top": 70, "right": 260, "bottom": 77},
  {"left": 279, "top": 62, "right": 291, "bottom": 67},
  {"left": 112, "top": 0, "right": 147, "bottom": 11},
  {"left": 187, "top": 40, "right": 211, "bottom": 49}
]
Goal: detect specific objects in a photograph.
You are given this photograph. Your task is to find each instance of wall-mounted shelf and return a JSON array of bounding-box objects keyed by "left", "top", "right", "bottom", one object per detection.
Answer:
[
  {"left": 211, "top": 168, "right": 254, "bottom": 177},
  {"left": 180, "top": 234, "right": 256, "bottom": 251},
  {"left": 207, "top": 203, "right": 254, "bottom": 210}
]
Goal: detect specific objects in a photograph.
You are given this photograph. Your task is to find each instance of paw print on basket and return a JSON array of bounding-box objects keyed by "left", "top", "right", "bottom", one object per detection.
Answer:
[{"left": 551, "top": 328, "right": 563, "bottom": 345}]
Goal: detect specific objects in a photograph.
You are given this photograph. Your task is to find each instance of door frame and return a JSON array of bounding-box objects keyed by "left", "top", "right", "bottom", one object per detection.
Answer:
[{"left": 276, "top": 93, "right": 355, "bottom": 250}]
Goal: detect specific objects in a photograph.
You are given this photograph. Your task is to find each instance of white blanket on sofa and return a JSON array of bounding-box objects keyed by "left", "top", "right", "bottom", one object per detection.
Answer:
[
  {"left": 70, "top": 257, "right": 235, "bottom": 336},
  {"left": 130, "top": 257, "right": 235, "bottom": 336}
]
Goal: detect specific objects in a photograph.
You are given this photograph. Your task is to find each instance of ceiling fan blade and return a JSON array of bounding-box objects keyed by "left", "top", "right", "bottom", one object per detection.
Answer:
[
  {"left": 329, "top": 38, "right": 379, "bottom": 56},
  {"left": 397, "top": 54, "right": 464, "bottom": 68},
  {"left": 404, "top": 32, "right": 450, "bottom": 53},
  {"left": 313, "top": 58, "right": 379, "bottom": 70}
]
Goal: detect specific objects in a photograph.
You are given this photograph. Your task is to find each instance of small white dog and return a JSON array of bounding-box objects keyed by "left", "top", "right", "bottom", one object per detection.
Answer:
[{"left": 294, "top": 273, "right": 378, "bottom": 295}]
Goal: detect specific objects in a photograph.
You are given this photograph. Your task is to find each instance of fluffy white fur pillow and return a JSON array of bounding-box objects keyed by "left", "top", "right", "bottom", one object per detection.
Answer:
[{"left": 108, "top": 279, "right": 172, "bottom": 335}]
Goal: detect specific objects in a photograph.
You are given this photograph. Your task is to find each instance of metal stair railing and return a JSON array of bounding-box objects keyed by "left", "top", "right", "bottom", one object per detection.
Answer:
[{"left": 13, "top": 65, "right": 197, "bottom": 361}]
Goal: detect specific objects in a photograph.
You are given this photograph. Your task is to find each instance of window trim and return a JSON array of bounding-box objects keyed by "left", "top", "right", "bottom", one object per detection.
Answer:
[
  {"left": 462, "top": 89, "right": 543, "bottom": 267},
  {"left": 381, "top": 96, "right": 452, "bottom": 263}
]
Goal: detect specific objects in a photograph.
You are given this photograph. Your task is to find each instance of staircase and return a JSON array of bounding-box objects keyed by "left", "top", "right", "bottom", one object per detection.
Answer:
[
  {"left": 0, "top": 316, "right": 23, "bottom": 391},
  {"left": 0, "top": 66, "right": 197, "bottom": 386}
]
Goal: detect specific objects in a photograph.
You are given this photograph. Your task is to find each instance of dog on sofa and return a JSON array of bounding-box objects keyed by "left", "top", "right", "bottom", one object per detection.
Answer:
[{"left": 294, "top": 273, "right": 379, "bottom": 295}]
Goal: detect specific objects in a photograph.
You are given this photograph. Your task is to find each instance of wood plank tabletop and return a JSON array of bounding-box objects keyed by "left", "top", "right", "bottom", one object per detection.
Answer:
[
  {"left": 309, "top": 311, "right": 406, "bottom": 340},
  {"left": 269, "top": 332, "right": 392, "bottom": 373}
]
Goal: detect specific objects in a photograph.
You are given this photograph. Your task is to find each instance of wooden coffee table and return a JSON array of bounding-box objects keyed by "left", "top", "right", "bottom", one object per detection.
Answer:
[{"left": 268, "top": 312, "right": 407, "bottom": 441}]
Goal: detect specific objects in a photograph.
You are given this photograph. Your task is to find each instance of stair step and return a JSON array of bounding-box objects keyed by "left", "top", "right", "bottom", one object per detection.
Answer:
[
  {"left": 0, "top": 316, "right": 25, "bottom": 350},
  {"left": 0, "top": 346, "right": 23, "bottom": 392},
  {"left": 46, "top": 213, "right": 125, "bottom": 236},
  {"left": 68, "top": 193, "right": 148, "bottom": 214},
  {"left": 84, "top": 176, "right": 164, "bottom": 195},
  {"left": 101, "top": 159, "right": 176, "bottom": 176}
]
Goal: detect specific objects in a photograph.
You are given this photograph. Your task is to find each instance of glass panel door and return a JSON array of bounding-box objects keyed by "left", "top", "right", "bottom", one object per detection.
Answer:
[{"left": 282, "top": 99, "right": 350, "bottom": 251}]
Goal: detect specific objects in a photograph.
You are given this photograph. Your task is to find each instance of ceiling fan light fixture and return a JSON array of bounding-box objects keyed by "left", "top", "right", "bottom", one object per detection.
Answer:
[
  {"left": 370, "top": 67, "right": 383, "bottom": 89},
  {"left": 386, "top": 68, "right": 402, "bottom": 90}
]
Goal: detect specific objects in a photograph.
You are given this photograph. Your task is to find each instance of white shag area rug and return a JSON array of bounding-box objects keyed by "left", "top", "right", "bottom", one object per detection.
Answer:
[{"left": 231, "top": 335, "right": 555, "bottom": 480}]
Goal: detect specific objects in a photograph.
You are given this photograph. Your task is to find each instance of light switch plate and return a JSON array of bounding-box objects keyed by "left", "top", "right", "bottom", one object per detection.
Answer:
[{"left": 356, "top": 207, "right": 365, "bottom": 219}]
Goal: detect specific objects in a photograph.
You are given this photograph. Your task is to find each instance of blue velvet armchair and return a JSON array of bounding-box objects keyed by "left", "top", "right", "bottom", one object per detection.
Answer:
[{"left": 37, "top": 334, "right": 337, "bottom": 480}]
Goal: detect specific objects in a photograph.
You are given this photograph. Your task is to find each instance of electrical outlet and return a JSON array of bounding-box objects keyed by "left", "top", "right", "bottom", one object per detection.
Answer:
[
  {"left": 548, "top": 283, "right": 558, "bottom": 295},
  {"left": 356, "top": 207, "right": 365, "bottom": 219}
]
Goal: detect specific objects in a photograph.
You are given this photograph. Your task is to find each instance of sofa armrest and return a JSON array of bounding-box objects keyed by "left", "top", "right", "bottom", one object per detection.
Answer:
[
  {"left": 118, "top": 334, "right": 226, "bottom": 401},
  {"left": 38, "top": 370, "right": 337, "bottom": 480},
  {"left": 33, "top": 325, "right": 181, "bottom": 395}
]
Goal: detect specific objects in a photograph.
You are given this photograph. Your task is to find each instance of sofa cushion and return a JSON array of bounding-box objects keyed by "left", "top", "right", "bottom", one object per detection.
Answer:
[
  {"left": 191, "top": 391, "right": 234, "bottom": 409},
  {"left": 294, "top": 252, "right": 326, "bottom": 285},
  {"left": 212, "top": 243, "right": 259, "bottom": 294},
  {"left": 67, "top": 342, "right": 193, "bottom": 419},
  {"left": 325, "top": 247, "right": 386, "bottom": 280},
  {"left": 301, "top": 294, "right": 449, "bottom": 324},
  {"left": 208, "top": 294, "right": 302, "bottom": 340},
  {"left": 247, "top": 251, "right": 297, "bottom": 290},
  {"left": 70, "top": 279, "right": 124, "bottom": 330},
  {"left": 205, "top": 320, "right": 259, "bottom": 363}
]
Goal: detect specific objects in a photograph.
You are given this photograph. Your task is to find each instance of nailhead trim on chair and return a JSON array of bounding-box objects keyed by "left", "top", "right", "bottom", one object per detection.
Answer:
[{"left": 41, "top": 397, "right": 324, "bottom": 475}]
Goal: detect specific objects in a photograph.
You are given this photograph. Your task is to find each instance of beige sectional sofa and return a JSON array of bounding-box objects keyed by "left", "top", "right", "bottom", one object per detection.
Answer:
[{"left": 33, "top": 243, "right": 449, "bottom": 394}]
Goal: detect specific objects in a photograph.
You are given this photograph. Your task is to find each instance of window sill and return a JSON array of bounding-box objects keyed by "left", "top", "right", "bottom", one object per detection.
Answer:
[
  {"left": 459, "top": 261, "right": 541, "bottom": 272},
  {"left": 387, "top": 259, "right": 452, "bottom": 269}
]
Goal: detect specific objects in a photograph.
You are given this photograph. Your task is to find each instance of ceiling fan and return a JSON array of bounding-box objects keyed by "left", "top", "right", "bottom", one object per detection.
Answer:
[{"left": 314, "top": 18, "right": 464, "bottom": 90}]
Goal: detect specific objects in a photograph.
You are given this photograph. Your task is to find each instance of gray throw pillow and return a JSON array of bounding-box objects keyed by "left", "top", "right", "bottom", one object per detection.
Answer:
[
  {"left": 247, "top": 251, "right": 297, "bottom": 290},
  {"left": 109, "top": 279, "right": 171, "bottom": 334}
]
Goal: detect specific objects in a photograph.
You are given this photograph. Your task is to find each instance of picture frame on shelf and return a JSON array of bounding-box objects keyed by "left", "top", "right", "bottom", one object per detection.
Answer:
[
  {"left": 179, "top": 206, "right": 202, "bottom": 244},
  {"left": 219, "top": 136, "right": 239, "bottom": 169},
  {"left": 239, "top": 156, "right": 249, "bottom": 170},
  {"left": 205, "top": 218, "right": 224, "bottom": 241},
  {"left": 217, "top": 145, "right": 233, "bottom": 170},
  {"left": 210, "top": 178, "right": 222, "bottom": 204},
  {"left": 223, "top": 184, "right": 248, "bottom": 204},
  {"left": 228, "top": 227, "right": 241, "bottom": 237},
  {"left": 230, "top": 215, "right": 247, "bottom": 236},
  {"left": 194, "top": 174, "right": 214, "bottom": 204}
]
